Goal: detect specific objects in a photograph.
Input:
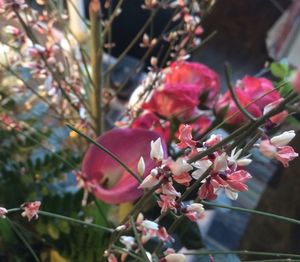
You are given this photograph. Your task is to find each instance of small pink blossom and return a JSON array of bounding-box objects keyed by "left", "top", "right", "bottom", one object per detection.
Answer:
[
  {"left": 263, "top": 99, "right": 288, "bottom": 125},
  {"left": 157, "top": 194, "right": 177, "bottom": 213},
  {"left": 259, "top": 131, "right": 298, "bottom": 167},
  {"left": 177, "top": 124, "right": 197, "bottom": 149},
  {"left": 204, "top": 134, "right": 222, "bottom": 148},
  {"left": 184, "top": 203, "right": 205, "bottom": 222},
  {"left": 21, "top": 201, "right": 41, "bottom": 221},
  {"left": 0, "top": 207, "right": 8, "bottom": 218},
  {"left": 198, "top": 179, "right": 217, "bottom": 200}
]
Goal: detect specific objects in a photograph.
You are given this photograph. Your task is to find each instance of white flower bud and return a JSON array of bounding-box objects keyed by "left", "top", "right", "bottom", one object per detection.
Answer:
[
  {"left": 137, "top": 156, "right": 145, "bottom": 176},
  {"left": 271, "top": 130, "right": 296, "bottom": 147},
  {"left": 150, "top": 138, "right": 164, "bottom": 161},
  {"left": 165, "top": 254, "right": 186, "bottom": 262}
]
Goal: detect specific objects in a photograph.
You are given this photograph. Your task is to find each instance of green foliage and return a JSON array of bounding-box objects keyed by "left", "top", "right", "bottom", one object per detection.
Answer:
[{"left": 270, "top": 61, "right": 290, "bottom": 79}]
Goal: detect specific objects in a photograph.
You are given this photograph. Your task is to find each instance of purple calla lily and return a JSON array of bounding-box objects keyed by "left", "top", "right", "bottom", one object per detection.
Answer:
[{"left": 82, "top": 128, "right": 166, "bottom": 204}]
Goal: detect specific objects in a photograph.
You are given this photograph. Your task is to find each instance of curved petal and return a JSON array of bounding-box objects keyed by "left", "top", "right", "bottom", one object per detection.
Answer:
[{"left": 82, "top": 128, "right": 167, "bottom": 204}]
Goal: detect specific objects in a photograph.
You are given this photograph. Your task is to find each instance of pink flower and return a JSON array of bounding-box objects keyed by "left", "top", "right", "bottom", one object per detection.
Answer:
[
  {"left": 157, "top": 194, "right": 177, "bottom": 213},
  {"left": 225, "top": 170, "right": 252, "bottom": 192},
  {"left": 190, "top": 115, "right": 212, "bottom": 135},
  {"left": 198, "top": 179, "right": 217, "bottom": 200},
  {"left": 215, "top": 88, "right": 262, "bottom": 125},
  {"left": 240, "top": 76, "right": 281, "bottom": 109},
  {"left": 263, "top": 99, "right": 288, "bottom": 125},
  {"left": 82, "top": 128, "right": 167, "bottom": 204},
  {"left": 291, "top": 69, "right": 300, "bottom": 94},
  {"left": 21, "top": 201, "right": 41, "bottom": 221},
  {"left": 142, "top": 84, "right": 200, "bottom": 119},
  {"left": 0, "top": 207, "right": 8, "bottom": 218},
  {"left": 165, "top": 61, "right": 220, "bottom": 107},
  {"left": 132, "top": 112, "right": 171, "bottom": 141},
  {"left": 259, "top": 130, "right": 298, "bottom": 167},
  {"left": 184, "top": 203, "right": 205, "bottom": 222},
  {"left": 177, "top": 124, "right": 197, "bottom": 149}
]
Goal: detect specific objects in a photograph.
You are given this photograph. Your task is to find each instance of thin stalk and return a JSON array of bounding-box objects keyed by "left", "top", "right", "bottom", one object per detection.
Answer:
[
  {"left": 66, "top": 124, "right": 141, "bottom": 183},
  {"left": 184, "top": 250, "right": 300, "bottom": 259},
  {"left": 90, "top": 0, "right": 104, "bottom": 135},
  {"left": 7, "top": 218, "right": 40, "bottom": 262},
  {"left": 6, "top": 208, "right": 113, "bottom": 233},
  {"left": 111, "top": 245, "right": 144, "bottom": 262},
  {"left": 201, "top": 201, "right": 300, "bottom": 226},
  {"left": 130, "top": 216, "right": 150, "bottom": 262},
  {"left": 225, "top": 63, "right": 256, "bottom": 122},
  {"left": 245, "top": 259, "right": 300, "bottom": 262}
]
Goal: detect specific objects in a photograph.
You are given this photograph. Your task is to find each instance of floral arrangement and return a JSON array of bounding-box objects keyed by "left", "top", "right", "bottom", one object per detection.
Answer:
[{"left": 0, "top": 0, "right": 300, "bottom": 261}]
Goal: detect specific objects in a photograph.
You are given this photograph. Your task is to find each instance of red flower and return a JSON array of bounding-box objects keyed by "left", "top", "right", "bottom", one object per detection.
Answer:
[
  {"left": 215, "top": 88, "right": 262, "bottom": 125},
  {"left": 132, "top": 112, "right": 171, "bottom": 141},
  {"left": 142, "top": 84, "right": 200, "bottom": 119},
  {"left": 240, "top": 76, "right": 280, "bottom": 109},
  {"left": 165, "top": 61, "right": 220, "bottom": 107},
  {"left": 82, "top": 128, "right": 167, "bottom": 204}
]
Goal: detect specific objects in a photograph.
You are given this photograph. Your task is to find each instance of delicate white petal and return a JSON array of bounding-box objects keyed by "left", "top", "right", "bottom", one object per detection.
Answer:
[
  {"left": 141, "top": 220, "right": 159, "bottom": 230},
  {"left": 170, "top": 157, "right": 193, "bottom": 176},
  {"left": 271, "top": 130, "right": 296, "bottom": 147},
  {"left": 165, "top": 254, "right": 186, "bottom": 262},
  {"left": 138, "top": 175, "right": 159, "bottom": 189},
  {"left": 213, "top": 152, "right": 228, "bottom": 172},
  {"left": 186, "top": 203, "right": 205, "bottom": 214},
  {"left": 137, "top": 156, "right": 145, "bottom": 176},
  {"left": 150, "top": 138, "right": 164, "bottom": 160},
  {"left": 120, "top": 236, "right": 135, "bottom": 250},
  {"left": 225, "top": 188, "right": 238, "bottom": 200},
  {"left": 236, "top": 158, "right": 252, "bottom": 166},
  {"left": 191, "top": 160, "right": 212, "bottom": 180}
]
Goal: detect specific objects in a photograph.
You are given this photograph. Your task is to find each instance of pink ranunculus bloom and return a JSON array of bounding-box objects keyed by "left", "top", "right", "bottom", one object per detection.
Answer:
[
  {"left": 215, "top": 88, "right": 262, "bottom": 125},
  {"left": 240, "top": 76, "right": 281, "bottom": 109},
  {"left": 82, "top": 128, "right": 167, "bottom": 204},
  {"left": 132, "top": 111, "right": 171, "bottom": 142},
  {"left": 291, "top": 69, "right": 300, "bottom": 94},
  {"left": 165, "top": 61, "right": 220, "bottom": 108},
  {"left": 142, "top": 84, "right": 200, "bottom": 119}
]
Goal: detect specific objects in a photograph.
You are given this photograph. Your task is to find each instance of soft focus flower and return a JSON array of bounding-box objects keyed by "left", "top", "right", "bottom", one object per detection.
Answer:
[
  {"left": 120, "top": 236, "right": 136, "bottom": 250},
  {"left": 164, "top": 253, "right": 186, "bottom": 262},
  {"left": 291, "top": 69, "right": 300, "bottom": 94},
  {"left": 191, "top": 160, "right": 212, "bottom": 180},
  {"left": 142, "top": 84, "right": 200, "bottom": 119},
  {"left": 132, "top": 112, "right": 171, "bottom": 141},
  {"left": 177, "top": 124, "right": 197, "bottom": 149},
  {"left": 157, "top": 194, "right": 177, "bottom": 213},
  {"left": 185, "top": 203, "right": 205, "bottom": 221},
  {"left": 21, "top": 201, "right": 41, "bottom": 221},
  {"left": 263, "top": 99, "right": 288, "bottom": 125},
  {"left": 165, "top": 61, "right": 220, "bottom": 107},
  {"left": 215, "top": 88, "right": 262, "bottom": 125},
  {"left": 259, "top": 130, "right": 298, "bottom": 167},
  {"left": 240, "top": 76, "right": 280, "bottom": 109},
  {"left": 0, "top": 207, "right": 8, "bottom": 218},
  {"left": 82, "top": 128, "right": 166, "bottom": 204}
]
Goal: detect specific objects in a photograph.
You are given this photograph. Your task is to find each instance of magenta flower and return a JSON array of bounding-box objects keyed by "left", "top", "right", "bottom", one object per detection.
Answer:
[{"left": 82, "top": 128, "right": 166, "bottom": 204}]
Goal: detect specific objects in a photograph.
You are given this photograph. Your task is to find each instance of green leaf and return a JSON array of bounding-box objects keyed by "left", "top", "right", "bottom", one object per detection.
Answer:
[{"left": 270, "top": 62, "right": 289, "bottom": 79}]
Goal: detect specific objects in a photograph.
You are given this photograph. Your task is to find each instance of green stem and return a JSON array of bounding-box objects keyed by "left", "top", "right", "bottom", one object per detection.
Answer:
[
  {"left": 7, "top": 208, "right": 113, "bottom": 233},
  {"left": 225, "top": 63, "right": 256, "bottom": 122},
  {"left": 66, "top": 124, "right": 141, "bottom": 183},
  {"left": 111, "top": 244, "right": 144, "bottom": 262},
  {"left": 201, "top": 201, "right": 300, "bottom": 226},
  {"left": 89, "top": 0, "right": 104, "bottom": 135},
  {"left": 7, "top": 218, "right": 40, "bottom": 262},
  {"left": 184, "top": 250, "right": 300, "bottom": 259},
  {"left": 130, "top": 216, "right": 150, "bottom": 262}
]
